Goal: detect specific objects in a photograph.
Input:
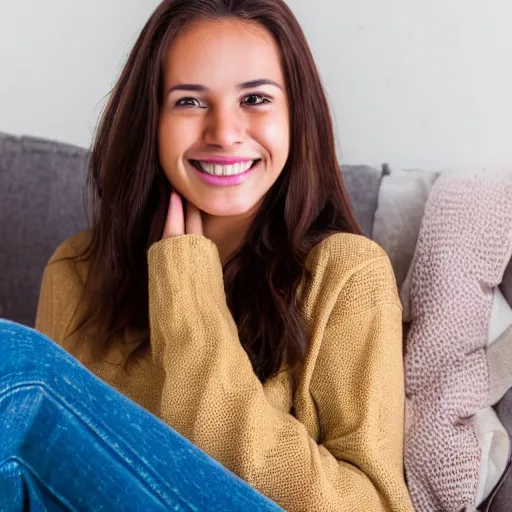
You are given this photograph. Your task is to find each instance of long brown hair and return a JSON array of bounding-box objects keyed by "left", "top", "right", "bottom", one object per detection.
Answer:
[{"left": 79, "top": 0, "right": 361, "bottom": 383}]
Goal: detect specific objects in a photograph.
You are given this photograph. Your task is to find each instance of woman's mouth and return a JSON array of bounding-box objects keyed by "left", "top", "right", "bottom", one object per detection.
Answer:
[
  {"left": 189, "top": 159, "right": 261, "bottom": 176},
  {"left": 188, "top": 159, "right": 262, "bottom": 187}
]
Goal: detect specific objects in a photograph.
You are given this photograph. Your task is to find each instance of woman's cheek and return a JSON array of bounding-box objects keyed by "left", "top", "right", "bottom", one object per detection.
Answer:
[
  {"left": 159, "top": 117, "right": 188, "bottom": 164},
  {"left": 258, "top": 113, "right": 290, "bottom": 164}
]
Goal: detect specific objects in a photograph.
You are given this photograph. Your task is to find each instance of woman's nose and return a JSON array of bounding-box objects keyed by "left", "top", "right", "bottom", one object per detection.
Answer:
[{"left": 203, "top": 106, "right": 245, "bottom": 148}]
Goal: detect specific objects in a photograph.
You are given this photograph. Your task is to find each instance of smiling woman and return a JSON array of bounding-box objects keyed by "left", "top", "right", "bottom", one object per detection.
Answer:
[{"left": 23, "top": 0, "right": 413, "bottom": 511}]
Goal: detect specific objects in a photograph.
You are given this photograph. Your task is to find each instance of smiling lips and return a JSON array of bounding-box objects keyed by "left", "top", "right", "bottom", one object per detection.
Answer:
[{"left": 190, "top": 157, "right": 261, "bottom": 176}]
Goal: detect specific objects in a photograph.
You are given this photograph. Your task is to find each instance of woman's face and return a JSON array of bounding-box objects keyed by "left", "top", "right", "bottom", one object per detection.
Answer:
[{"left": 158, "top": 19, "right": 290, "bottom": 218}]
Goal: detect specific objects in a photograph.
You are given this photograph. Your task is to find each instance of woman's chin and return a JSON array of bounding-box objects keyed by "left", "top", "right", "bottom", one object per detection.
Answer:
[
  {"left": 198, "top": 198, "right": 261, "bottom": 219},
  {"left": 201, "top": 206, "right": 254, "bottom": 218}
]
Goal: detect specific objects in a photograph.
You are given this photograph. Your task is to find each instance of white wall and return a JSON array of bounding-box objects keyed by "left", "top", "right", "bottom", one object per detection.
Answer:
[
  {"left": 288, "top": 0, "right": 512, "bottom": 169},
  {"left": 1, "top": 0, "right": 511, "bottom": 169},
  {"left": 0, "top": 0, "right": 161, "bottom": 149}
]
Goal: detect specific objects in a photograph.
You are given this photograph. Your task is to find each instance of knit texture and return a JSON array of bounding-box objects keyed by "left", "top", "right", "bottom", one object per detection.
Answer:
[
  {"left": 401, "top": 169, "right": 512, "bottom": 511},
  {"left": 36, "top": 230, "right": 413, "bottom": 512}
]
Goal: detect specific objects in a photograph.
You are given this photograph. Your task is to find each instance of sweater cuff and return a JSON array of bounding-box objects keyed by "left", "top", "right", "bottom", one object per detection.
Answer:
[{"left": 147, "top": 234, "right": 224, "bottom": 296}]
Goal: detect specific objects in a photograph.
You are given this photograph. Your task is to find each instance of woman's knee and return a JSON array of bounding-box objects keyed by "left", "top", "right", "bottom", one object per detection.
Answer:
[{"left": 0, "top": 319, "right": 77, "bottom": 383}]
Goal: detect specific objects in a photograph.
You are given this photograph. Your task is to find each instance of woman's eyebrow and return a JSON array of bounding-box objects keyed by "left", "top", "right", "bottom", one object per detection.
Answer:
[
  {"left": 167, "top": 79, "right": 283, "bottom": 94},
  {"left": 238, "top": 79, "right": 282, "bottom": 90}
]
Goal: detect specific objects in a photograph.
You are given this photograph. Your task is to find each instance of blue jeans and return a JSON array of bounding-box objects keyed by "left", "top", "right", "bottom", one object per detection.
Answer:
[{"left": 0, "top": 320, "right": 283, "bottom": 511}]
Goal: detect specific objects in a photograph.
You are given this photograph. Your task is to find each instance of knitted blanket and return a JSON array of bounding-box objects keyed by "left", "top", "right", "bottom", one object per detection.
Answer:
[{"left": 400, "top": 169, "right": 512, "bottom": 511}]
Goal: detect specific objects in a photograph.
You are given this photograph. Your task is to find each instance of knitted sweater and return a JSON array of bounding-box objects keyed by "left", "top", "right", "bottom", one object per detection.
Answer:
[{"left": 35, "top": 230, "right": 413, "bottom": 512}]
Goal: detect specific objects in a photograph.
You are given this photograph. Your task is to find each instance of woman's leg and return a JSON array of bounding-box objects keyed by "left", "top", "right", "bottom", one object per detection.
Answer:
[{"left": 0, "top": 320, "right": 282, "bottom": 511}]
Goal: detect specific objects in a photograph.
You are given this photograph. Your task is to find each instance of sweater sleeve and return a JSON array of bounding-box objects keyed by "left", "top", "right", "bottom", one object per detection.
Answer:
[
  {"left": 35, "top": 240, "right": 86, "bottom": 344},
  {"left": 147, "top": 235, "right": 413, "bottom": 512}
]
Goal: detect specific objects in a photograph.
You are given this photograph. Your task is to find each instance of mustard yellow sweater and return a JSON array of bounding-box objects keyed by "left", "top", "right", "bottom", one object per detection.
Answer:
[{"left": 35, "top": 230, "right": 413, "bottom": 511}]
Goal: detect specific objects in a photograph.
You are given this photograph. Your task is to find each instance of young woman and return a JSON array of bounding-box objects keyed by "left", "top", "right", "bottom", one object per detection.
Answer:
[{"left": 2, "top": 0, "right": 413, "bottom": 510}]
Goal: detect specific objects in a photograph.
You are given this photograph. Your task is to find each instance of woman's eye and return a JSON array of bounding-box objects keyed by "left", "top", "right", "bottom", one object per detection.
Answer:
[
  {"left": 243, "top": 94, "right": 271, "bottom": 106},
  {"left": 175, "top": 98, "right": 203, "bottom": 108}
]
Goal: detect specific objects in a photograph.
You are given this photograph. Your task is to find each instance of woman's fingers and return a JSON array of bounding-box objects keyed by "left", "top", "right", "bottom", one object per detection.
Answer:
[
  {"left": 185, "top": 201, "right": 204, "bottom": 236},
  {"left": 162, "top": 191, "right": 185, "bottom": 239},
  {"left": 162, "top": 192, "right": 203, "bottom": 239}
]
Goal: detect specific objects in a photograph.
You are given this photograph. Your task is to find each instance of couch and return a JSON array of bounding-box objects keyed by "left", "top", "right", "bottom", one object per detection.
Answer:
[{"left": 1, "top": 131, "right": 511, "bottom": 511}]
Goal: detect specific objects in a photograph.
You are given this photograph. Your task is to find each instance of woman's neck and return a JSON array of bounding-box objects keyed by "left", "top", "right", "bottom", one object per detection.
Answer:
[{"left": 202, "top": 207, "right": 258, "bottom": 265}]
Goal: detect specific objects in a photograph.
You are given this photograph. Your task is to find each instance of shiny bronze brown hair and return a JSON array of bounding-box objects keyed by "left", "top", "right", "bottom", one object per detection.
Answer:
[{"left": 79, "top": 0, "right": 361, "bottom": 383}]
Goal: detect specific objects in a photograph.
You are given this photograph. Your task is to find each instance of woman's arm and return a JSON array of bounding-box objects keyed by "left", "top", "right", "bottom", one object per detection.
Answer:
[
  {"left": 147, "top": 234, "right": 413, "bottom": 512},
  {"left": 35, "top": 233, "right": 88, "bottom": 344}
]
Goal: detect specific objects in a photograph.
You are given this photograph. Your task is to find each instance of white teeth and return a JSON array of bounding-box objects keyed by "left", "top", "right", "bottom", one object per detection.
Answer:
[{"left": 196, "top": 160, "right": 255, "bottom": 176}]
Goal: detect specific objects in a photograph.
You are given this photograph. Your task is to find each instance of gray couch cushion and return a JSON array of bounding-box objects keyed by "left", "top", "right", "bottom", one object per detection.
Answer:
[
  {"left": 502, "top": 261, "right": 512, "bottom": 310},
  {"left": 0, "top": 133, "right": 90, "bottom": 327},
  {"left": 340, "top": 164, "right": 383, "bottom": 238}
]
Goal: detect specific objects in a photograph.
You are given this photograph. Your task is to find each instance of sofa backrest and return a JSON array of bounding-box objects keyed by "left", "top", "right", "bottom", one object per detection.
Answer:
[{"left": 0, "top": 133, "right": 90, "bottom": 326}]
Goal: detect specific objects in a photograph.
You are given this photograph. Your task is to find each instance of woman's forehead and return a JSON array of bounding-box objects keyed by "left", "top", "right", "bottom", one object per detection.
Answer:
[{"left": 162, "top": 19, "right": 285, "bottom": 89}]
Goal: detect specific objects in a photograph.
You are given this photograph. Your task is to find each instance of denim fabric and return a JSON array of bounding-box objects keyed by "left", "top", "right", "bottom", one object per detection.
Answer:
[{"left": 0, "top": 320, "right": 283, "bottom": 511}]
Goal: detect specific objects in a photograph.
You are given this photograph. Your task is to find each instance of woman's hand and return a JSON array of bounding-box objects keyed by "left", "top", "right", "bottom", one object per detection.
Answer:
[{"left": 162, "top": 191, "right": 204, "bottom": 239}]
